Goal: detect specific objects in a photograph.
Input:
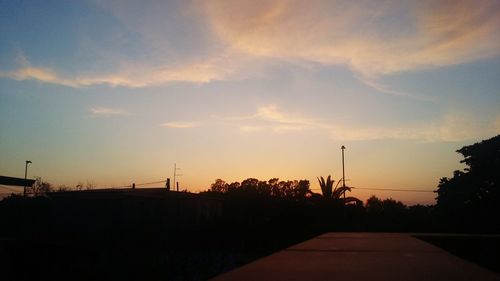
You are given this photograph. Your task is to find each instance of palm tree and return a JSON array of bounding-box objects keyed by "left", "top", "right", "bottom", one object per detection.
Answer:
[
  {"left": 317, "top": 175, "right": 334, "bottom": 198},
  {"left": 332, "top": 178, "right": 351, "bottom": 199},
  {"left": 318, "top": 175, "right": 361, "bottom": 205}
]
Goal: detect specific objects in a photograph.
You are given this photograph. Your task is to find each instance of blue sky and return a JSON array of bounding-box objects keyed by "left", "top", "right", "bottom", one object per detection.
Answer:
[{"left": 1, "top": 0, "right": 499, "bottom": 204}]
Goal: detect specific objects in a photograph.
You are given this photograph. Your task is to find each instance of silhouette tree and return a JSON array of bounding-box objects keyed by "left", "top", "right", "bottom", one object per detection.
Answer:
[
  {"left": 435, "top": 135, "right": 500, "bottom": 231},
  {"left": 381, "top": 198, "right": 407, "bottom": 214},
  {"left": 85, "top": 181, "right": 95, "bottom": 190},
  {"left": 294, "top": 180, "right": 311, "bottom": 199},
  {"left": 210, "top": 179, "right": 228, "bottom": 193},
  {"left": 365, "top": 195, "right": 409, "bottom": 231},
  {"left": 56, "top": 185, "right": 71, "bottom": 192},
  {"left": 365, "top": 196, "right": 383, "bottom": 214},
  {"left": 205, "top": 178, "right": 312, "bottom": 201},
  {"left": 29, "top": 177, "right": 52, "bottom": 196},
  {"left": 317, "top": 176, "right": 334, "bottom": 198},
  {"left": 317, "top": 175, "right": 359, "bottom": 204}
]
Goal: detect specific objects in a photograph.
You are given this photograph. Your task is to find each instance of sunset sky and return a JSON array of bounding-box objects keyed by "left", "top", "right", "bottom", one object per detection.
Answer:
[{"left": 1, "top": 0, "right": 499, "bottom": 204}]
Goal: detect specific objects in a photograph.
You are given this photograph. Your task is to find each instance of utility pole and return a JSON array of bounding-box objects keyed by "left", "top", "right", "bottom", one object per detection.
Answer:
[
  {"left": 173, "top": 163, "right": 182, "bottom": 192},
  {"left": 341, "top": 145, "right": 346, "bottom": 199},
  {"left": 24, "top": 160, "right": 32, "bottom": 197}
]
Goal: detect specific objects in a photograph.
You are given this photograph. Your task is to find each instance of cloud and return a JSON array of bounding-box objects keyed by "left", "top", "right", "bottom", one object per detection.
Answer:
[
  {"left": 160, "top": 121, "right": 199, "bottom": 128},
  {"left": 1, "top": 0, "right": 498, "bottom": 90},
  {"left": 219, "top": 105, "right": 327, "bottom": 133},
  {"left": 256, "top": 105, "right": 320, "bottom": 126},
  {"left": 0, "top": 57, "right": 234, "bottom": 88},
  {"left": 219, "top": 105, "right": 499, "bottom": 142},
  {"left": 205, "top": 0, "right": 500, "bottom": 77},
  {"left": 1, "top": 67, "right": 80, "bottom": 87},
  {"left": 354, "top": 75, "right": 436, "bottom": 102},
  {"left": 0, "top": 1, "right": 245, "bottom": 88},
  {"left": 213, "top": 105, "right": 325, "bottom": 133},
  {"left": 90, "top": 107, "right": 127, "bottom": 116},
  {"left": 330, "top": 112, "right": 500, "bottom": 142}
]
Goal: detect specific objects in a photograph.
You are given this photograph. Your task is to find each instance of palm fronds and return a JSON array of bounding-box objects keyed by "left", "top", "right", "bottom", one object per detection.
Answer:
[
  {"left": 317, "top": 175, "right": 334, "bottom": 198},
  {"left": 318, "top": 175, "right": 359, "bottom": 204}
]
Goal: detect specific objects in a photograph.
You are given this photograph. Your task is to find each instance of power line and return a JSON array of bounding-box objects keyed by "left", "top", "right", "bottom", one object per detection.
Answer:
[
  {"left": 351, "top": 187, "right": 434, "bottom": 193},
  {"left": 310, "top": 186, "right": 434, "bottom": 193},
  {"left": 135, "top": 180, "right": 166, "bottom": 186},
  {"left": 112, "top": 180, "right": 167, "bottom": 189}
]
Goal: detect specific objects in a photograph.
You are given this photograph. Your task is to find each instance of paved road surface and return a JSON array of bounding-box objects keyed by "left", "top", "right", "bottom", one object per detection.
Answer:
[{"left": 212, "top": 233, "right": 500, "bottom": 281}]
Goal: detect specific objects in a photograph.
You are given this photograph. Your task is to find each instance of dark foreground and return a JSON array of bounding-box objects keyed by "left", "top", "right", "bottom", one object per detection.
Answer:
[
  {"left": 213, "top": 233, "right": 500, "bottom": 281},
  {"left": 0, "top": 192, "right": 323, "bottom": 281},
  {"left": 3, "top": 233, "right": 499, "bottom": 281},
  {"left": 1, "top": 190, "right": 500, "bottom": 280}
]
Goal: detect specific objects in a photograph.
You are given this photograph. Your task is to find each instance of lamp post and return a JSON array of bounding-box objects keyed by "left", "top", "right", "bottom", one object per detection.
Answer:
[
  {"left": 341, "top": 146, "right": 346, "bottom": 199},
  {"left": 24, "top": 160, "right": 32, "bottom": 197}
]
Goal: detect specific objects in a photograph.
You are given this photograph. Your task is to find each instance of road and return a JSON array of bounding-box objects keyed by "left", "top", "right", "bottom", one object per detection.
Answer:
[{"left": 212, "top": 232, "right": 500, "bottom": 281}]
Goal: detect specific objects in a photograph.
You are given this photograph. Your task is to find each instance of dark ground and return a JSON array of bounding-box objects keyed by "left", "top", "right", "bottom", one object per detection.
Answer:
[
  {"left": 415, "top": 234, "right": 500, "bottom": 274},
  {"left": 1, "top": 193, "right": 499, "bottom": 280},
  {"left": 212, "top": 233, "right": 500, "bottom": 281},
  {"left": 3, "top": 232, "right": 500, "bottom": 280}
]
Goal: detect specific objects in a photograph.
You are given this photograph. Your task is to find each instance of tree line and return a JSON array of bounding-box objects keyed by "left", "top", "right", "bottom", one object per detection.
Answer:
[
  {"left": 200, "top": 134, "right": 500, "bottom": 233},
  {"left": 4, "top": 134, "right": 499, "bottom": 233}
]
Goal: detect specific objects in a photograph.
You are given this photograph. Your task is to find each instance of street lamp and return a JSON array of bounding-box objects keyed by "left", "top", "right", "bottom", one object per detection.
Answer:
[
  {"left": 341, "top": 146, "right": 346, "bottom": 199},
  {"left": 24, "top": 160, "right": 32, "bottom": 197}
]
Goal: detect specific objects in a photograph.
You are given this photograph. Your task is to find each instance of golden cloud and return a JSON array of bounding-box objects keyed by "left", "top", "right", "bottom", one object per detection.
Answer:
[
  {"left": 2, "top": 1, "right": 498, "bottom": 88},
  {"left": 222, "top": 105, "right": 499, "bottom": 142},
  {"left": 0, "top": 57, "right": 234, "bottom": 88},
  {"left": 90, "top": 107, "right": 127, "bottom": 116},
  {"left": 205, "top": 0, "right": 500, "bottom": 76},
  {"left": 161, "top": 121, "right": 200, "bottom": 128}
]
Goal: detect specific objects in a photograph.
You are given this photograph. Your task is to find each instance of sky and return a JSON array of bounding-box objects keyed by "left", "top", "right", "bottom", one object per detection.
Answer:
[{"left": 1, "top": 0, "right": 499, "bottom": 204}]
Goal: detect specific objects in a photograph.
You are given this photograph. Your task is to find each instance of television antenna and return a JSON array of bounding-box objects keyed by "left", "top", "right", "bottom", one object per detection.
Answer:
[{"left": 173, "top": 163, "right": 182, "bottom": 192}]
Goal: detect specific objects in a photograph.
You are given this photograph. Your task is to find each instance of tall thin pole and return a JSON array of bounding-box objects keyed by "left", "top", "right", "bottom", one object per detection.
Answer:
[
  {"left": 24, "top": 160, "right": 31, "bottom": 197},
  {"left": 341, "top": 146, "right": 346, "bottom": 199}
]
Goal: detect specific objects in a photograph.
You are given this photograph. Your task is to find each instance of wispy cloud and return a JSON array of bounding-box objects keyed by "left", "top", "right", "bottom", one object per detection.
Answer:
[
  {"left": 205, "top": 0, "right": 500, "bottom": 77},
  {"left": 218, "top": 105, "right": 327, "bottom": 133},
  {"left": 1, "top": 67, "right": 80, "bottom": 87},
  {"left": 219, "top": 105, "right": 499, "bottom": 142},
  {"left": 1, "top": 0, "right": 498, "bottom": 90},
  {"left": 0, "top": 58, "right": 234, "bottom": 88},
  {"left": 160, "top": 121, "right": 200, "bottom": 128},
  {"left": 255, "top": 105, "right": 319, "bottom": 126},
  {"left": 354, "top": 75, "right": 436, "bottom": 102},
  {"left": 213, "top": 105, "right": 324, "bottom": 133},
  {"left": 90, "top": 107, "right": 127, "bottom": 116},
  {"left": 332, "top": 113, "right": 500, "bottom": 142}
]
